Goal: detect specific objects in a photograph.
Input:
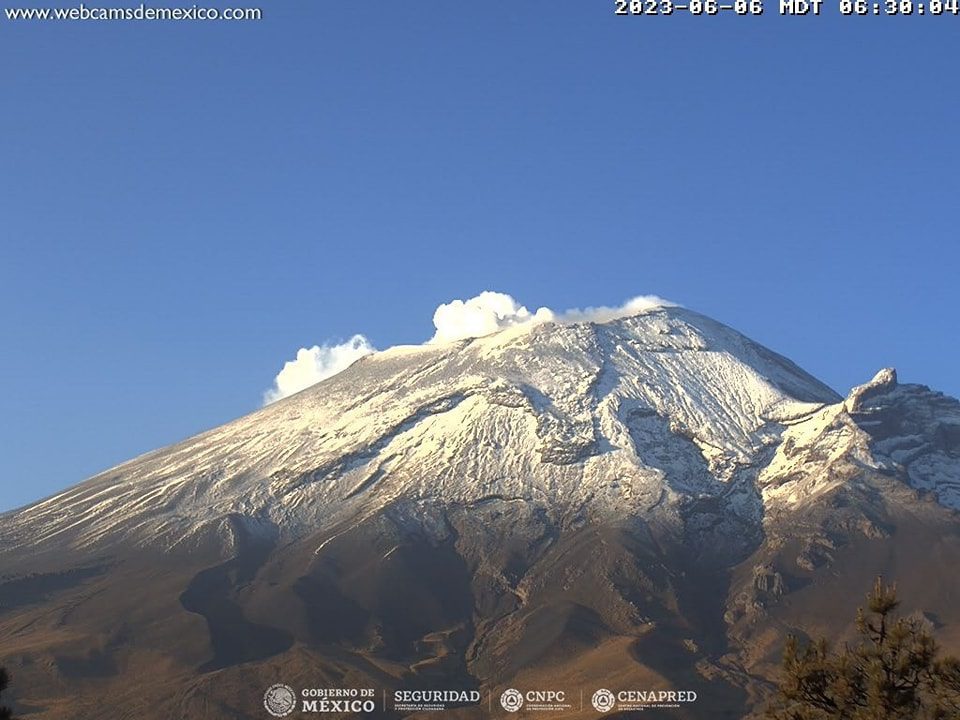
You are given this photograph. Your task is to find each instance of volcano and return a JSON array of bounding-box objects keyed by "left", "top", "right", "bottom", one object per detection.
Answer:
[{"left": 2, "top": 306, "right": 959, "bottom": 719}]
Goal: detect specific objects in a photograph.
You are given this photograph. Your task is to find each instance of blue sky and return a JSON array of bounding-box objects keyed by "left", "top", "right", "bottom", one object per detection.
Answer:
[{"left": 1, "top": 3, "right": 958, "bottom": 512}]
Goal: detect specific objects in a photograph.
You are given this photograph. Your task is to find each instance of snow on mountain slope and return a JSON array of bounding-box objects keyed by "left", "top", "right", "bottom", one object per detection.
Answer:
[
  {"left": 759, "top": 367, "right": 960, "bottom": 512},
  {"left": 0, "top": 305, "right": 905, "bottom": 557},
  {"left": 852, "top": 370, "right": 960, "bottom": 508}
]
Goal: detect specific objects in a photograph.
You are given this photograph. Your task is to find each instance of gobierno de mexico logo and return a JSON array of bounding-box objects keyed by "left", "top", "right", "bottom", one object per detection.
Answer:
[{"left": 263, "top": 684, "right": 297, "bottom": 717}]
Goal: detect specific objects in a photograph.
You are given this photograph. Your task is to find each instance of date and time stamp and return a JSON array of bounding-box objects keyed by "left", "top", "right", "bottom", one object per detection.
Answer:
[{"left": 615, "top": 0, "right": 960, "bottom": 15}]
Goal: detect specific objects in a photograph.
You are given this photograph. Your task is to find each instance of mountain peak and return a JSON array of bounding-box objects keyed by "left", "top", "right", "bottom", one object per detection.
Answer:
[
  {"left": 3, "top": 306, "right": 847, "bottom": 554},
  {"left": 845, "top": 366, "right": 898, "bottom": 412}
]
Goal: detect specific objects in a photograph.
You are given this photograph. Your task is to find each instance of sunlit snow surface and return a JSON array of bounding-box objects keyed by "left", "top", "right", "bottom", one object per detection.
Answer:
[{"left": 4, "top": 307, "right": 957, "bottom": 554}]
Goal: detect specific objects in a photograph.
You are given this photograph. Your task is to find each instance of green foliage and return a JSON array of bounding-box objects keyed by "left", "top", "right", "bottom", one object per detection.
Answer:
[
  {"left": 0, "top": 666, "right": 12, "bottom": 720},
  {"left": 766, "top": 578, "right": 960, "bottom": 720}
]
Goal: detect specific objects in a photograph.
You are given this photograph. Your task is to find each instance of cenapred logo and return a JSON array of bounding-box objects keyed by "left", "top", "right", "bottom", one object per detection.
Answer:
[
  {"left": 591, "top": 688, "right": 616, "bottom": 713},
  {"left": 263, "top": 684, "right": 297, "bottom": 717},
  {"left": 500, "top": 688, "right": 524, "bottom": 712},
  {"left": 591, "top": 687, "right": 698, "bottom": 712}
]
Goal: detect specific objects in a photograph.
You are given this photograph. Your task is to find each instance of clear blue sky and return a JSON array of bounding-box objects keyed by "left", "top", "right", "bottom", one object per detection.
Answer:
[{"left": 1, "top": 3, "right": 957, "bottom": 512}]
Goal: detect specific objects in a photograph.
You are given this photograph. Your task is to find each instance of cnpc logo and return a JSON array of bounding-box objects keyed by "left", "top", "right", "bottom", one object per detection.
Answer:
[{"left": 499, "top": 688, "right": 567, "bottom": 712}]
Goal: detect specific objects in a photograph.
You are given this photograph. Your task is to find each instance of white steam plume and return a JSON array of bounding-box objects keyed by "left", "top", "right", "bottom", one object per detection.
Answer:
[
  {"left": 429, "top": 291, "right": 677, "bottom": 344},
  {"left": 557, "top": 295, "right": 678, "bottom": 324},
  {"left": 264, "top": 292, "right": 677, "bottom": 403},
  {"left": 263, "top": 335, "right": 375, "bottom": 404},
  {"left": 430, "top": 291, "right": 555, "bottom": 343}
]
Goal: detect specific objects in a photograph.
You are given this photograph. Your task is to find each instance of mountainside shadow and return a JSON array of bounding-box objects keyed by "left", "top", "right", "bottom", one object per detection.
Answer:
[{"left": 179, "top": 531, "right": 293, "bottom": 673}]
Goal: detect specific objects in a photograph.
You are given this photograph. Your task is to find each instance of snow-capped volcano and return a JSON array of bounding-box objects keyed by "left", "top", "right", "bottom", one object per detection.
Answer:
[
  {"left": 4, "top": 306, "right": 840, "bottom": 553},
  {"left": 2, "top": 304, "right": 959, "bottom": 720}
]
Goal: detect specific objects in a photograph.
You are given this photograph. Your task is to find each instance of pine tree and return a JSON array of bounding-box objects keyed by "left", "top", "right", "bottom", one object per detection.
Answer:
[
  {"left": 0, "top": 666, "right": 12, "bottom": 720},
  {"left": 765, "top": 577, "right": 960, "bottom": 720}
]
